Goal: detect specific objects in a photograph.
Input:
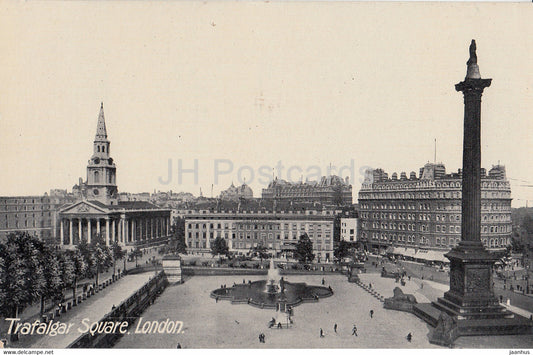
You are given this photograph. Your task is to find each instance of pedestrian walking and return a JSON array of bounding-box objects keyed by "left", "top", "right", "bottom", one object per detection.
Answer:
[
  {"left": 406, "top": 333, "right": 412, "bottom": 342},
  {"left": 334, "top": 323, "right": 337, "bottom": 333},
  {"left": 176, "top": 343, "right": 182, "bottom": 348},
  {"left": 370, "top": 310, "right": 374, "bottom": 318},
  {"left": 322, "top": 278, "right": 325, "bottom": 285},
  {"left": 352, "top": 325, "right": 358, "bottom": 336},
  {"left": 320, "top": 328, "right": 324, "bottom": 337}
]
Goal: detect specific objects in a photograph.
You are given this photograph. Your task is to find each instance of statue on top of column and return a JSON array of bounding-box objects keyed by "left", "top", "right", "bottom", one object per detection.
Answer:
[
  {"left": 467, "top": 39, "right": 477, "bottom": 65},
  {"left": 465, "top": 39, "right": 481, "bottom": 79}
]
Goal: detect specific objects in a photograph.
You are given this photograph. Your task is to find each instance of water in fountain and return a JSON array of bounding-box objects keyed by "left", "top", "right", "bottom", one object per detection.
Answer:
[{"left": 265, "top": 258, "right": 281, "bottom": 294}]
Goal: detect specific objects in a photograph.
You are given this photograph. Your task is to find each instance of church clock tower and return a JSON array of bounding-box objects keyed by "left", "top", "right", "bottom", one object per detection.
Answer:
[{"left": 86, "top": 103, "right": 118, "bottom": 205}]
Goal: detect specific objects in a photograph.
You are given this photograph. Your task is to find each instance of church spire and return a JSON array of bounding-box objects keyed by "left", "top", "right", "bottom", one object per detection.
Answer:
[{"left": 95, "top": 102, "right": 108, "bottom": 141}]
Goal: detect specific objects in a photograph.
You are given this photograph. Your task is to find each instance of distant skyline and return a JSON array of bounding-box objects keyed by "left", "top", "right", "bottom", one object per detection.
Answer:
[{"left": 1, "top": 2, "right": 532, "bottom": 206}]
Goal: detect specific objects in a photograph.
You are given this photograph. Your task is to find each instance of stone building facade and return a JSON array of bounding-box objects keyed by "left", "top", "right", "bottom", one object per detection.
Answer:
[
  {"left": 358, "top": 163, "right": 512, "bottom": 252},
  {"left": 182, "top": 209, "right": 337, "bottom": 262}
]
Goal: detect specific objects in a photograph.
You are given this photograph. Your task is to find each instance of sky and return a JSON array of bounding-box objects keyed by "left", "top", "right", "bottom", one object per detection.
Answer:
[{"left": 0, "top": 1, "right": 532, "bottom": 206}]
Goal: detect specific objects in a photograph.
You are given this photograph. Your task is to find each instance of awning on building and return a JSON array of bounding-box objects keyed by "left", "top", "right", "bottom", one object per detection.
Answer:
[
  {"left": 414, "top": 249, "right": 449, "bottom": 263},
  {"left": 389, "top": 247, "right": 416, "bottom": 258}
]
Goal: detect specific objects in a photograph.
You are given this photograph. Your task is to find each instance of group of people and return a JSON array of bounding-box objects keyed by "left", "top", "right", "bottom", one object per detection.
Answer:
[{"left": 268, "top": 317, "right": 283, "bottom": 329}]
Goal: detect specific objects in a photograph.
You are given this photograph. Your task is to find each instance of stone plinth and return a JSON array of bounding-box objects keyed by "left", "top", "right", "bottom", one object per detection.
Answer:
[{"left": 162, "top": 255, "right": 182, "bottom": 284}]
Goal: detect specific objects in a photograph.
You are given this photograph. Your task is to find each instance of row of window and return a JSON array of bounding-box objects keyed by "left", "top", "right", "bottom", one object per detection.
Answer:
[
  {"left": 4, "top": 212, "right": 52, "bottom": 218},
  {"left": 364, "top": 231, "right": 510, "bottom": 248},
  {"left": 1, "top": 198, "right": 49, "bottom": 204},
  {"left": 187, "top": 222, "right": 332, "bottom": 231},
  {"left": 1, "top": 206, "right": 52, "bottom": 212},
  {"left": 364, "top": 222, "right": 511, "bottom": 234},
  {"left": 189, "top": 241, "right": 333, "bottom": 252},
  {"left": 1, "top": 220, "right": 50, "bottom": 228},
  {"left": 359, "top": 190, "right": 510, "bottom": 200},
  {"left": 188, "top": 231, "right": 332, "bottom": 241},
  {"left": 363, "top": 212, "right": 510, "bottom": 223}
]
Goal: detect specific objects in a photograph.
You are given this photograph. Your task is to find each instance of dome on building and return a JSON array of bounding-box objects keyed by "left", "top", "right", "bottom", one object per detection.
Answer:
[{"left": 220, "top": 182, "right": 253, "bottom": 201}]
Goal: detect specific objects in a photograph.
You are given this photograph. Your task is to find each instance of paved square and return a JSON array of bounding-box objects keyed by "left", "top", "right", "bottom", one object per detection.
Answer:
[
  {"left": 115, "top": 274, "right": 439, "bottom": 348},
  {"left": 115, "top": 273, "right": 533, "bottom": 349}
]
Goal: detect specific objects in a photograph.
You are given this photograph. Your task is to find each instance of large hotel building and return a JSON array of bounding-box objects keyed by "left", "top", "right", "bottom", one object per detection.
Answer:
[
  {"left": 358, "top": 162, "right": 512, "bottom": 254},
  {"left": 181, "top": 208, "right": 337, "bottom": 263},
  {"left": 262, "top": 175, "right": 352, "bottom": 206}
]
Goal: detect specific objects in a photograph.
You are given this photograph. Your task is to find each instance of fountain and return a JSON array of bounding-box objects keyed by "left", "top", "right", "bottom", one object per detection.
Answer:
[
  {"left": 211, "top": 259, "right": 334, "bottom": 311},
  {"left": 264, "top": 259, "right": 280, "bottom": 294}
]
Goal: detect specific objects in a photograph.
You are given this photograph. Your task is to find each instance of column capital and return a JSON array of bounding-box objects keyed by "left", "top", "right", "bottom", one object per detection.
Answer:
[{"left": 455, "top": 78, "right": 492, "bottom": 93}]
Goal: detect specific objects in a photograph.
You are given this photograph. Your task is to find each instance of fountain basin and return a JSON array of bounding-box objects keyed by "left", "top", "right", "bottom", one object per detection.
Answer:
[{"left": 211, "top": 280, "right": 333, "bottom": 311}]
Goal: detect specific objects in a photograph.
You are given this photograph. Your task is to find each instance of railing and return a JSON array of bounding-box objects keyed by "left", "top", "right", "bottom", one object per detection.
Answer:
[{"left": 68, "top": 271, "right": 168, "bottom": 348}]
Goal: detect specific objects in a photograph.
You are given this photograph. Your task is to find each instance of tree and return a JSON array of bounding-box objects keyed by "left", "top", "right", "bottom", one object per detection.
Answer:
[
  {"left": 111, "top": 241, "right": 125, "bottom": 275},
  {"left": 522, "top": 214, "right": 533, "bottom": 236},
  {"left": 334, "top": 240, "right": 352, "bottom": 261},
  {"left": 92, "top": 242, "right": 112, "bottom": 287},
  {"left": 76, "top": 235, "right": 112, "bottom": 287},
  {"left": 295, "top": 233, "right": 315, "bottom": 264},
  {"left": 76, "top": 241, "right": 96, "bottom": 279},
  {"left": 511, "top": 238, "right": 525, "bottom": 253},
  {"left": 129, "top": 247, "right": 142, "bottom": 267},
  {"left": 58, "top": 251, "right": 76, "bottom": 302},
  {"left": 169, "top": 218, "right": 187, "bottom": 254},
  {"left": 0, "top": 232, "right": 46, "bottom": 340},
  {"left": 211, "top": 236, "right": 229, "bottom": 258},
  {"left": 251, "top": 244, "right": 269, "bottom": 261},
  {"left": 39, "top": 247, "right": 63, "bottom": 315},
  {"left": 65, "top": 249, "right": 87, "bottom": 301}
]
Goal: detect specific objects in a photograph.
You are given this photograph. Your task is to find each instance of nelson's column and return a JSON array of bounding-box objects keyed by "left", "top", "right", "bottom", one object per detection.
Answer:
[{"left": 413, "top": 40, "right": 532, "bottom": 346}]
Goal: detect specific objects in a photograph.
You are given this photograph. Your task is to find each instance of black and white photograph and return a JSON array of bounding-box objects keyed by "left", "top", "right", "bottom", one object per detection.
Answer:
[{"left": 0, "top": 0, "right": 532, "bottom": 351}]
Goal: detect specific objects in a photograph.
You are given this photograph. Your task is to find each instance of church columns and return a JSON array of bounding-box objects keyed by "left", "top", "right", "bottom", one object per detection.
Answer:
[
  {"left": 127, "top": 220, "right": 130, "bottom": 243},
  {"left": 167, "top": 217, "right": 170, "bottom": 236},
  {"left": 112, "top": 219, "right": 116, "bottom": 244},
  {"left": 78, "top": 219, "right": 82, "bottom": 243},
  {"left": 120, "top": 217, "right": 125, "bottom": 244},
  {"left": 60, "top": 220, "right": 64, "bottom": 246},
  {"left": 132, "top": 219, "right": 136, "bottom": 243},
  {"left": 144, "top": 218, "right": 147, "bottom": 241},
  {"left": 69, "top": 219, "right": 73, "bottom": 245},
  {"left": 87, "top": 219, "right": 92, "bottom": 244},
  {"left": 126, "top": 219, "right": 129, "bottom": 243},
  {"left": 97, "top": 218, "right": 101, "bottom": 238},
  {"left": 105, "top": 218, "right": 110, "bottom": 246}
]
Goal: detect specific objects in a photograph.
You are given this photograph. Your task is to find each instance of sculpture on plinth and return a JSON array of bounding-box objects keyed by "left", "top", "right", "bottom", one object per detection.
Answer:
[{"left": 383, "top": 287, "right": 417, "bottom": 313}]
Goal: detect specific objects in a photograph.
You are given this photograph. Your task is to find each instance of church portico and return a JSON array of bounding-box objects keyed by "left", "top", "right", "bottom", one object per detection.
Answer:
[{"left": 59, "top": 201, "right": 171, "bottom": 249}]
